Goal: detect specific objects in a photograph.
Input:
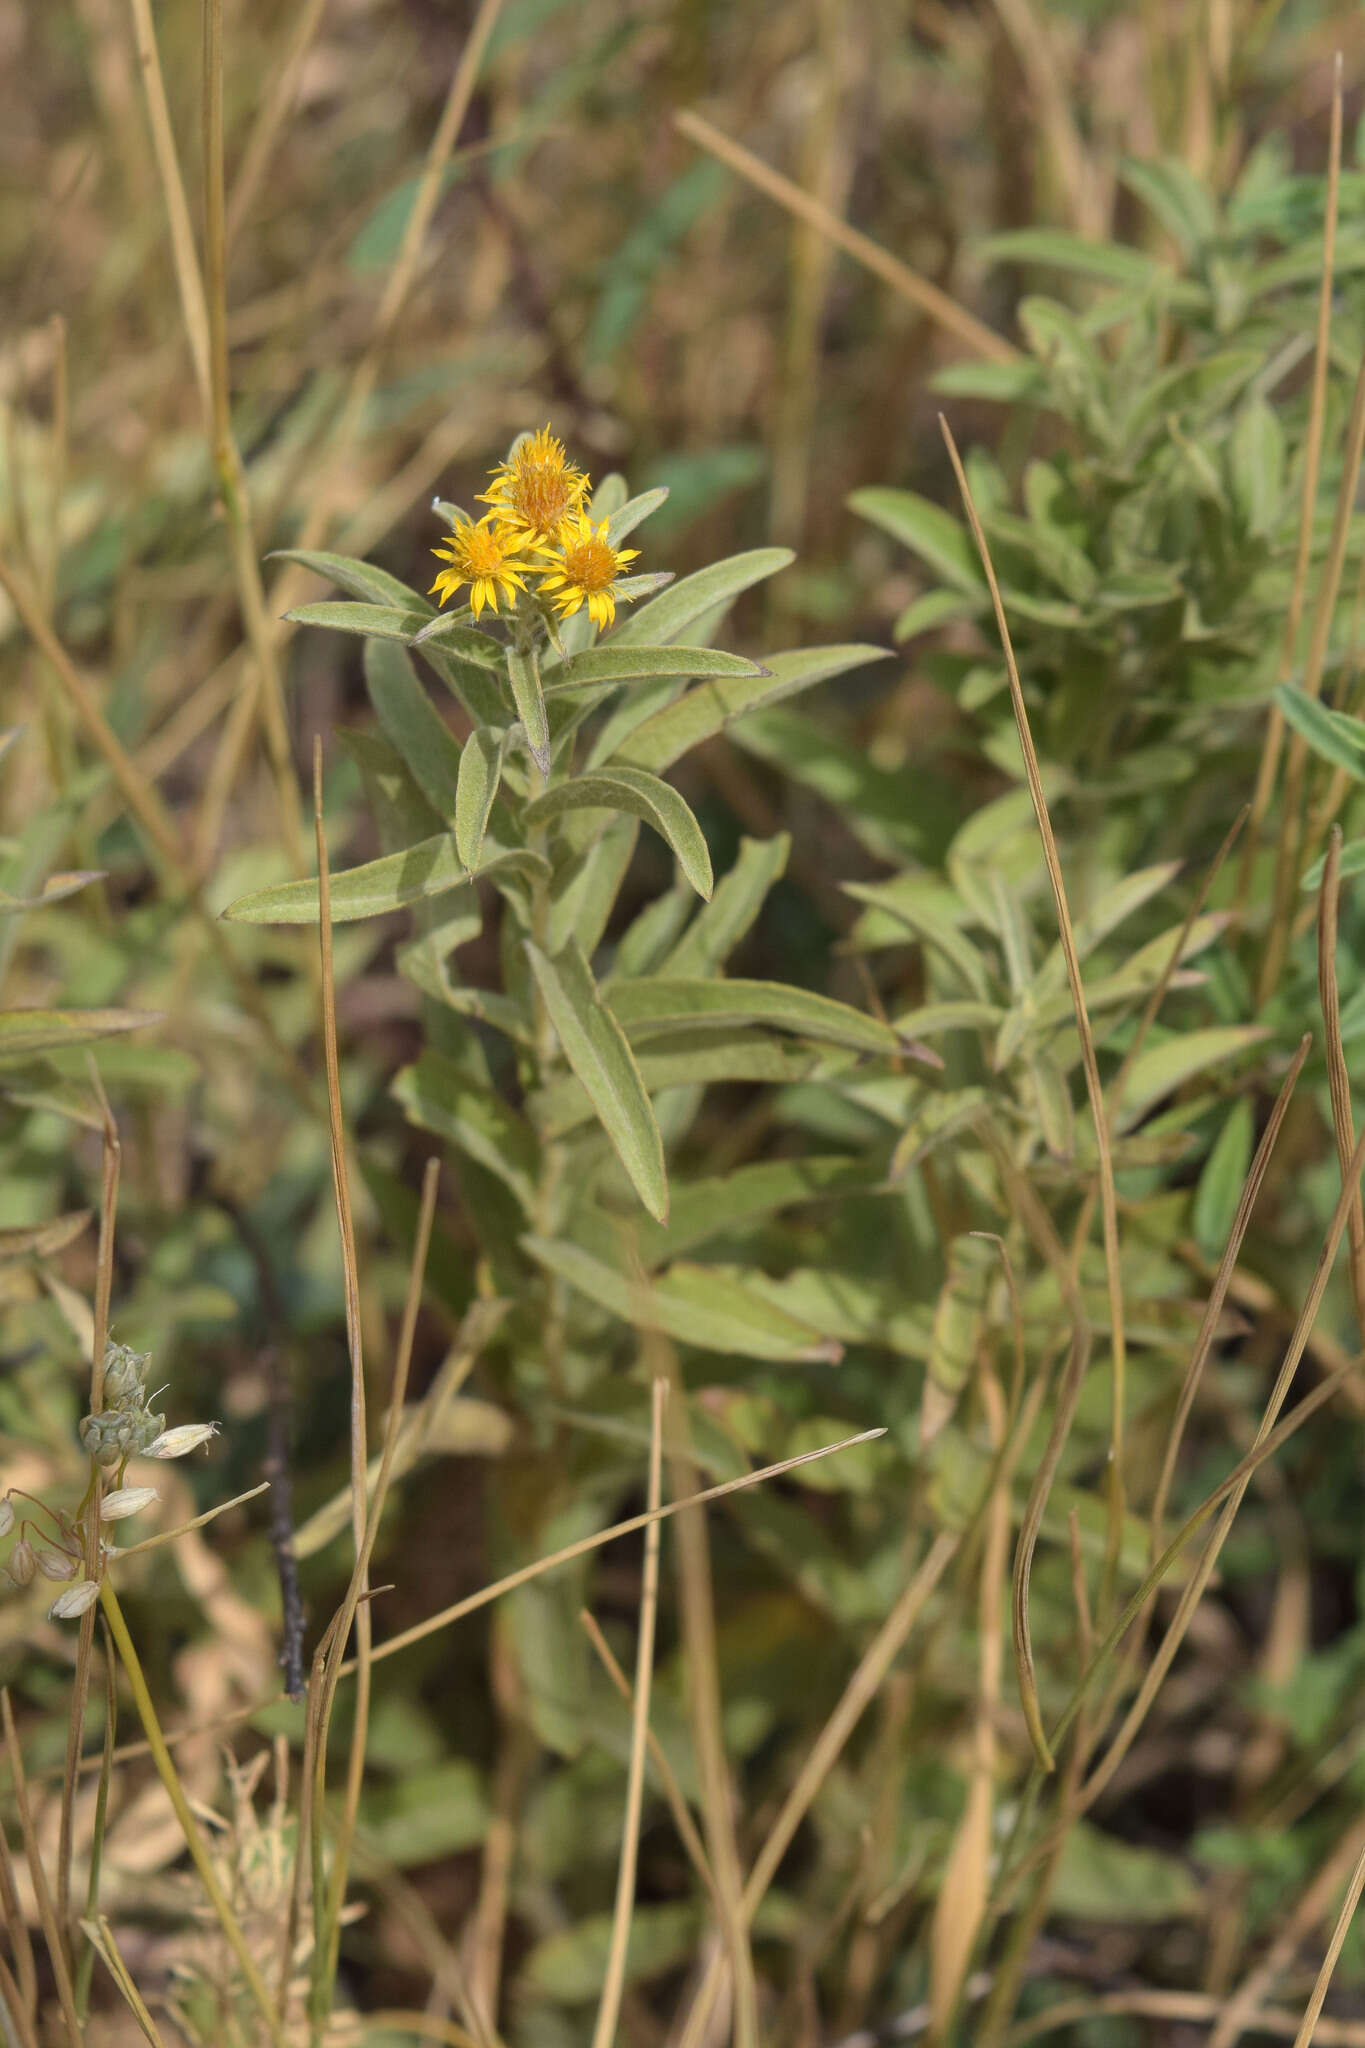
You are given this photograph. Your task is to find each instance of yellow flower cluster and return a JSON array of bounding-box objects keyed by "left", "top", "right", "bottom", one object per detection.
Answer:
[{"left": 430, "top": 427, "right": 639, "bottom": 629}]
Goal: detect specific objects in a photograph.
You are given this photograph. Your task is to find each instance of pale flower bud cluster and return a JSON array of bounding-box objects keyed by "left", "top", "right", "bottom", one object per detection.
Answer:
[{"left": 0, "top": 1338, "right": 219, "bottom": 1620}]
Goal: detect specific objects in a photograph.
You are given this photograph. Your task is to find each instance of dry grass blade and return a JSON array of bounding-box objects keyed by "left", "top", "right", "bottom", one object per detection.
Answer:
[
  {"left": 1078, "top": 1107, "right": 1365, "bottom": 1812},
  {"left": 663, "top": 1345, "right": 758, "bottom": 2047},
  {"left": 1, "top": 1690, "right": 82, "bottom": 2048},
  {"left": 675, "top": 1529, "right": 961, "bottom": 2048},
  {"left": 124, "top": 0, "right": 212, "bottom": 411},
  {"left": 1317, "top": 827, "right": 1365, "bottom": 1328},
  {"left": 1005, "top": 1990, "right": 1365, "bottom": 2048},
  {"left": 591, "top": 1379, "right": 667, "bottom": 2048},
  {"left": 225, "top": 0, "right": 328, "bottom": 248},
  {"left": 0, "top": 1772, "right": 37, "bottom": 2024},
  {"left": 112, "top": 1480, "right": 271, "bottom": 1559},
  {"left": 579, "top": 1610, "right": 718, "bottom": 1900},
  {"left": 1148, "top": 1036, "right": 1310, "bottom": 1549},
  {"left": 674, "top": 109, "right": 1018, "bottom": 365},
  {"left": 80, "top": 1914, "right": 170, "bottom": 2048},
  {"left": 0, "top": 1952, "right": 39, "bottom": 2048},
  {"left": 1208, "top": 1805, "right": 1365, "bottom": 2048},
  {"left": 929, "top": 1373, "right": 1008, "bottom": 2040},
  {"left": 1238, "top": 53, "right": 1342, "bottom": 929},
  {"left": 74, "top": 1634, "right": 118, "bottom": 2023},
  {"left": 342, "top": 1427, "right": 887, "bottom": 1675},
  {"left": 1288, "top": 1833, "right": 1365, "bottom": 2048},
  {"left": 941, "top": 412, "right": 1129, "bottom": 1639}
]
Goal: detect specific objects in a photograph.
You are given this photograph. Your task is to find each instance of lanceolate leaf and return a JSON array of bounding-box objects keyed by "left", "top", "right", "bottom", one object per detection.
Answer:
[
  {"left": 0, "top": 1009, "right": 161, "bottom": 1060},
  {"left": 616, "top": 645, "right": 890, "bottom": 774},
  {"left": 608, "top": 977, "right": 901, "bottom": 1055},
  {"left": 525, "top": 940, "right": 668, "bottom": 1222},
  {"left": 634, "top": 1155, "right": 869, "bottom": 1264},
  {"left": 848, "top": 488, "right": 985, "bottom": 594},
  {"left": 454, "top": 727, "right": 506, "bottom": 872},
  {"left": 393, "top": 1051, "right": 539, "bottom": 1209},
  {"left": 1273, "top": 684, "right": 1365, "bottom": 783},
  {"left": 531, "top": 1029, "right": 826, "bottom": 1136},
  {"left": 507, "top": 642, "right": 551, "bottom": 773},
  {"left": 525, "top": 767, "right": 713, "bottom": 899},
  {"left": 284, "top": 601, "right": 433, "bottom": 642},
  {"left": 610, "top": 547, "right": 794, "bottom": 646},
  {"left": 365, "top": 639, "right": 464, "bottom": 822},
  {"left": 1113, "top": 1025, "right": 1270, "bottom": 1130},
  {"left": 269, "top": 549, "right": 433, "bottom": 613},
  {"left": 222, "top": 837, "right": 547, "bottom": 924},
  {"left": 523, "top": 1235, "right": 841, "bottom": 1362},
  {"left": 606, "top": 486, "right": 670, "bottom": 545},
  {"left": 542, "top": 645, "right": 765, "bottom": 694},
  {"left": 660, "top": 833, "right": 790, "bottom": 977}
]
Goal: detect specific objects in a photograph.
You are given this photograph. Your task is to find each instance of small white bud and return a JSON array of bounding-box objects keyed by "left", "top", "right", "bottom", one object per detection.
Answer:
[
  {"left": 9, "top": 1540, "right": 35, "bottom": 1587},
  {"left": 49, "top": 1579, "right": 100, "bottom": 1619},
  {"left": 99, "top": 1486, "right": 159, "bottom": 1522},
  {"left": 0, "top": 1498, "right": 13, "bottom": 1539},
  {"left": 36, "top": 1549, "right": 77, "bottom": 1580},
  {"left": 145, "top": 1423, "right": 218, "bottom": 1459}
]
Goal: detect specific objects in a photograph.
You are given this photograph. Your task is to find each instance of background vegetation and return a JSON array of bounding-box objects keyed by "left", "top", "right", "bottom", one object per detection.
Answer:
[{"left": 4, "top": 2, "right": 1365, "bottom": 2045}]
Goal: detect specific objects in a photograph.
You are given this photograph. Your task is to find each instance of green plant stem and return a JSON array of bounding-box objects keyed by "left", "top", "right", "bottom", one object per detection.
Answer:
[{"left": 98, "top": 1578, "right": 289, "bottom": 2048}]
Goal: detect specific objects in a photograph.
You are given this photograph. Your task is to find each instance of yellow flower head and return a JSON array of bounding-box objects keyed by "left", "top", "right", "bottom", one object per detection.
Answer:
[
  {"left": 481, "top": 426, "right": 589, "bottom": 543},
  {"left": 536, "top": 511, "right": 640, "bottom": 632},
  {"left": 430, "top": 512, "right": 531, "bottom": 620}
]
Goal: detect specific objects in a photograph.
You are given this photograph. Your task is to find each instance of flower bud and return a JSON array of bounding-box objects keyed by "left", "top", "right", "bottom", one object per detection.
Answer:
[
  {"left": 0, "top": 1498, "right": 13, "bottom": 1539},
  {"left": 145, "top": 1423, "right": 218, "bottom": 1459},
  {"left": 99, "top": 1486, "right": 159, "bottom": 1523},
  {"left": 36, "top": 1549, "right": 77, "bottom": 1581},
  {"left": 9, "top": 1540, "right": 35, "bottom": 1587},
  {"left": 49, "top": 1579, "right": 100, "bottom": 1620}
]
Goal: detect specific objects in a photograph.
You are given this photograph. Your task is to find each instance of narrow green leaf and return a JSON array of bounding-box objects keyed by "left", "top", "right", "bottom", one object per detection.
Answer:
[
  {"left": 889, "top": 1088, "right": 989, "bottom": 1179},
  {"left": 659, "top": 833, "right": 789, "bottom": 977},
  {"left": 222, "top": 837, "right": 542, "bottom": 924},
  {"left": 0, "top": 871, "right": 103, "bottom": 914},
  {"left": 336, "top": 729, "right": 443, "bottom": 855},
  {"left": 1304, "top": 839, "right": 1365, "bottom": 890},
  {"left": 975, "top": 228, "right": 1168, "bottom": 286},
  {"left": 542, "top": 645, "right": 764, "bottom": 695},
  {"left": 1274, "top": 684, "right": 1365, "bottom": 783},
  {"left": 525, "top": 940, "right": 668, "bottom": 1221},
  {"left": 523, "top": 1236, "right": 840, "bottom": 1361},
  {"left": 418, "top": 637, "right": 508, "bottom": 729},
  {"left": 0, "top": 1009, "right": 161, "bottom": 1061},
  {"left": 616, "top": 644, "right": 890, "bottom": 774},
  {"left": 393, "top": 1050, "right": 539, "bottom": 1208},
  {"left": 454, "top": 727, "right": 506, "bottom": 872},
  {"left": 844, "top": 882, "right": 992, "bottom": 998},
  {"left": 365, "top": 638, "right": 464, "bottom": 822},
  {"left": 0, "top": 1210, "right": 93, "bottom": 1261},
  {"left": 610, "top": 546, "right": 793, "bottom": 646},
  {"left": 548, "top": 816, "right": 639, "bottom": 958},
  {"left": 606, "top": 487, "right": 670, "bottom": 544},
  {"left": 268, "top": 548, "right": 433, "bottom": 613},
  {"left": 525, "top": 767, "right": 713, "bottom": 899},
  {"left": 283, "top": 601, "right": 431, "bottom": 641},
  {"left": 1115, "top": 1026, "right": 1270, "bottom": 1130},
  {"left": 1192, "top": 1096, "right": 1254, "bottom": 1259},
  {"left": 848, "top": 488, "right": 984, "bottom": 594},
  {"left": 506, "top": 641, "right": 550, "bottom": 773},
  {"left": 635, "top": 1156, "right": 868, "bottom": 1264},
  {"left": 608, "top": 977, "right": 901, "bottom": 1055},
  {"left": 531, "top": 1029, "right": 826, "bottom": 1137}
]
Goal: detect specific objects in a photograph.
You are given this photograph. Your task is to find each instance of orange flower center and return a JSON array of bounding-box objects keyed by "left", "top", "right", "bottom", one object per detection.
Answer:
[
  {"left": 561, "top": 532, "right": 618, "bottom": 594},
  {"left": 458, "top": 524, "right": 509, "bottom": 576},
  {"left": 508, "top": 459, "right": 578, "bottom": 535}
]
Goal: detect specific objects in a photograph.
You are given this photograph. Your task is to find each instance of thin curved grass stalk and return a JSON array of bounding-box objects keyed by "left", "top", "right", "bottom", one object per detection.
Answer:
[
  {"left": 941, "top": 414, "right": 1129, "bottom": 1639},
  {"left": 1238, "top": 53, "right": 1343, "bottom": 931},
  {"left": 58, "top": 1075, "right": 119, "bottom": 1947},
  {"left": 1208, "top": 1804, "right": 1365, "bottom": 2048},
  {"left": 985, "top": 1133, "right": 1090, "bottom": 1771},
  {"left": 73, "top": 1629, "right": 117, "bottom": 2022},
  {"left": 80, "top": 1914, "right": 169, "bottom": 2048},
  {"left": 1077, "top": 1108, "right": 1365, "bottom": 1816},
  {"left": 672, "top": 109, "right": 1017, "bottom": 366},
  {"left": 2, "top": 1690, "right": 84, "bottom": 2048},
  {"left": 95, "top": 1585, "right": 289, "bottom": 2048},
  {"left": 590, "top": 1380, "right": 666, "bottom": 2048},
  {"left": 579, "top": 1610, "right": 719, "bottom": 1901},
  {"left": 113, "top": 1481, "right": 271, "bottom": 1559},
  {"left": 675, "top": 1529, "right": 961, "bottom": 2048},
  {"left": 0, "top": 1785, "right": 36, "bottom": 2025},
  {"left": 1317, "top": 828, "right": 1365, "bottom": 1330},
  {"left": 1003, "top": 1988, "right": 1365, "bottom": 2048},
  {"left": 660, "top": 1337, "right": 758, "bottom": 2048},
  {"left": 1149, "top": 1036, "right": 1311, "bottom": 1550},
  {"left": 1287, "top": 1832, "right": 1365, "bottom": 2048},
  {"left": 0, "top": 1950, "right": 38, "bottom": 2048}
]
